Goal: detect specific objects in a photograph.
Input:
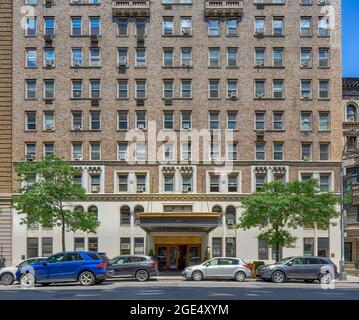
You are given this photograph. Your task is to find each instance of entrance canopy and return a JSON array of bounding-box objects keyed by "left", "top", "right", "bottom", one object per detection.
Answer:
[{"left": 137, "top": 212, "right": 222, "bottom": 233}]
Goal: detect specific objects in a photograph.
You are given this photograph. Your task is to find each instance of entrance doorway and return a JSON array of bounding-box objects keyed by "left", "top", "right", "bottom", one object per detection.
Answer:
[{"left": 155, "top": 244, "right": 201, "bottom": 271}]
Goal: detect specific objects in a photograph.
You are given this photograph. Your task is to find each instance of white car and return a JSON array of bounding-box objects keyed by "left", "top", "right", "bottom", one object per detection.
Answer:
[
  {"left": 0, "top": 257, "right": 46, "bottom": 286},
  {"left": 182, "top": 257, "right": 252, "bottom": 282}
]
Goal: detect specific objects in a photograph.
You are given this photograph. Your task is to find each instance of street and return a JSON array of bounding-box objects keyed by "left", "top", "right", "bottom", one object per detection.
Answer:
[{"left": 0, "top": 278, "right": 358, "bottom": 300}]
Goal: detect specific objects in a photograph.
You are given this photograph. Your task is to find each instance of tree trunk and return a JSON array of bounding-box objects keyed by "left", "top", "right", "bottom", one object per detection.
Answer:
[
  {"left": 275, "top": 243, "right": 280, "bottom": 262},
  {"left": 61, "top": 220, "right": 66, "bottom": 252}
]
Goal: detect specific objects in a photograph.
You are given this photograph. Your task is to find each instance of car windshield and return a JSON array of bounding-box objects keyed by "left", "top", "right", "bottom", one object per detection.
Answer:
[{"left": 275, "top": 257, "right": 293, "bottom": 265}]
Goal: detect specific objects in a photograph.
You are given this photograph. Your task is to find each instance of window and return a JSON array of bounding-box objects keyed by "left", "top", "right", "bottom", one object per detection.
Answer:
[
  {"left": 300, "top": 48, "right": 312, "bottom": 67},
  {"left": 255, "top": 112, "right": 265, "bottom": 130},
  {"left": 117, "top": 80, "right": 128, "bottom": 99},
  {"left": 26, "top": 0, "right": 38, "bottom": 5},
  {"left": 181, "top": 48, "right": 192, "bottom": 67},
  {"left": 210, "top": 175, "right": 220, "bottom": 192},
  {"left": 90, "top": 48, "right": 101, "bottom": 66},
  {"left": 26, "top": 49, "right": 37, "bottom": 68},
  {"left": 89, "top": 17, "right": 101, "bottom": 35},
  {"left": 300, "top": 17, "right": 311, "bottom": 36},
  {"left": 26, "top": 112, "right": 37, "bottom": 130},
  {"left": 134, "top": 238, "right": 145, "bottom": 255},
  {"left": 319, "top": 112, "right": 330, "bottom": 131},
  {"left": 71, "top": 17, "right": 82, "bottom": 36},
  {"left": 26, "top": 143, "right": 36, "bottom": 157},
  {"left": 319, "top": 80, "right": 330, "bottom": 99},
  {"left": 301, "top": 112, "right": 312, "bottom": 131},
  {"left": 209, "top": 112, "right": 220, "bottom": 129},
  {"left": 318, "top": 17, "right": 330, "bottom": 37},
  {"left": 301, "top": 143, "right": 312, "bottom": 160},
  {"left": 209, "top": 48, "right": 220, "bottom": 68},
  {"left": 164, "top": 112, "right": 174, "bottom": 130},
  {"left": 255, "top": 48, "right": 265, "bottom": 66},
  {"left": 163, "top": 49, "right": 173, "bottom": 67},
  {"left": 26, "top": 80, "right": 37, "bottom": 99},
  {"left": 210, "top": 142, "right": 220, "bottom": 160},
  {"left": 72, "top": 80, "right": 83, "bottom": 98},
  {"left": 208, "top": 19, "right": 219, "bottom": 36},
  {"left": 163, "top": 17, "right": 174, "bottom": 35},
  {"left": 227, "top": 143, "right": 237, "bottom": 160},
  {"left": 180, "top": 17, "right": 192, "bottom": 35},
  {"left": 164, "top": 175, "right": 174, "bottom": 192},
  {"left": 273, "top": 142, "right": 284, "bottom": 160},
  {"left": 43, "top": 142, "right": 54, "bottom": 157},
  {"left": 318, "top": 238, "right": 329, "bottom": 257},
  {"left": 72, "top": 48, "right": 83, "bottom": 66},
  {"left": 209, "top": 80, "right": 220, "bottom": 98},
  {"left": 273, "top": 112, "right": 284, "bottom": 130},
  {"left": 120, "top": 238, "right": 131, "bottom": 255},
  {"left": 43, "top": 111, "right": 54, "bottom": 130},
  {"left": 25, "top": 17, "right": 37, "bottom": 36},
  {"left": 136, "top": 142, "right": 147, "bottom": 161},
  {"left": 118, "top": 111, "right": 128, "bottom": 130},
  {"left": 118, "top": 48, "right": 128, "bottom": 66},
  {"left": 118, "top": 174, "right": 128, "bottom": 192},
  {"left": 136, "top": 111, "right": 147, "bottom": 129},
  {"left": 90, "top": 80, "right": 101, "bottom": 99},
  {"left": 118, "top": 143, "right": 128, "bottom": 160},
  {"left": 136, "top": 174, "right": 147, "bottom": 191},
  {"left": 182, "top": 175, "right": 192, "bottom": 192},
  {"left": 88, "top": 238, "right": 98, "bottom": 252},
  {"left": 273, "top": 80, "right": 284, "bottom": 98},
  {"left": 181, "top": 142, "right": 191, "bottom": 160},
  {"left": 301, "top": 80, "right": 312, "bottom": 98},
  {"left": 43, "top": 80, "right": 55, "bottom": 99},
  {"left": 135, "top": 48, "right": 146, "bottom": 67},
  {"left": 255, "top": 17, "right": 265, "bottom": 34},
  {"left": 181, "top": 111, "right": 192, "bottom": 129},
  {"left": 256, "top": 143, "right": 265, "bottom": 160},
  {"left": 255, "top": 80, "right": 265, "bottom": 97},
  {"left": 272, "top": 17, "right": 283, "bottom": 36},
  {"left": 117, "top": 18, "right": 128, "bottom": 36},
  {"left": 163, "top": 142, "right": 174, "bottom": 161},
  {"left": 72, "top": 111, "right": 83, "bottom": 130},
  {"left": 163, "top": 80, "right": 174, "bottom": 99},
  {"left": 212, "top": 238, "right": 222, "bottom": 257},
  {"left": 227, "top": 19, "right": 237, "bottom": 36},
  {"left": 43, "top": 48, "right": 55, "bottom": 67},
  {"left": 136, "top": 18, "right": 146, "bottom": 36},
  {"left": 347, "top": 105, "right": 357, "bottom": 122},
  {"left": 90, "top": 174, "right": 100, "bottom": 192},
  {"left": 319, "top": 173, "right": 331, "bottom": 192},
  {"left": 319, "top": 143, "right": 330, "bottom": 161},
  {"left": 273, "top": 48, "right": 283, "bottom": 67},
  {"left": 44, "top": 17, "right": 55, "bottom": 36},
  {"left": 27, "top": 238, "right": 39, "bottom": 258},
  {"left": 301, "top": 173, "right": 313, "bottom": 182},
  {"left": 319, "top": 48, "right": 329, "bottom": 68},
  {"left": 258, "top": 240, "right": 268, "bottom": 260},
  {"left": 135, "top": 80, "right": 146, "bottom": 99},
  {"left": 226, "top": 238, "right": 236, "bottom": 257},
  {"left": 181, "top": 80, "right": 192, "bottom": 98},
  {"left": 72, "top": 142, "right": 83, "bottom": 160},
  {"left": 227, "top": 80, "right": 238, "bottom": 99},
  {"left": 227, "top": 48, "right": 238, "bottom": 68},
  {"left": 303, "top": 238, "right": 315, "bottom": 256},
  {"left": 42, "top": 238, "right": 53, "bottom": 257},
  {"left": 345, "top": 242, "right": 353, "bottom": 262},
  {"left": 90, "top": 142, "right": 101, "bottom": 160},
  {"left": 74, "top": 238, "right": 85, "bottom": 251},
  {"left": 228, "top": 175, "right": 238, "bottom": 192},
  {"left": 227, "top": 111, "right": 237, "bottom": 130}
]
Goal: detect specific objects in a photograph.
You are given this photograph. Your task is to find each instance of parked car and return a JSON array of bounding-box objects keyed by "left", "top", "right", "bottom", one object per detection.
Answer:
[
  {"left": 16, "top": 251, "right": 110, "bottom": 287},
  {"left": 182, "top": 257, "right": 252, "bottom": 282},
  {"left": 109, "top": 255, "right": 159, "bottom": 281},
  {"left": 0, "top": 257, "right": 46, "bottom": 286},
  {"left": 256, "top": 256, "right": 338, "bottom": 284}
]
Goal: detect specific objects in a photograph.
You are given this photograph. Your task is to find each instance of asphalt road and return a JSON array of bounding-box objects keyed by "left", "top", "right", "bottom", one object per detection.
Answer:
[{"left": 0, "top": 279, "right": 358, "bottom": 300}]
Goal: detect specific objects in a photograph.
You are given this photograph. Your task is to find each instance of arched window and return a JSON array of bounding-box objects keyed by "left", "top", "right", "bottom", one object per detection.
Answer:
[
  {"left": 212, "top": 205, "right": 222, "bottom": 213},
  {"left": 88, "top": 206, "right": 98, "bottom": 220},
  {"left": 225, "top": 206, "right": 236, "bottom": 229},
  {"left": 74, "top": 205, "right": 84, "bottom": 213},
  {"left": 347, "top": 104, "right": 357, "bottom": 122},
  {"left": 134, "top": 205, "right": 144, "bottom": 214},
  {"left": 120, "top": 205, "right": 131, "bottom": 226}
]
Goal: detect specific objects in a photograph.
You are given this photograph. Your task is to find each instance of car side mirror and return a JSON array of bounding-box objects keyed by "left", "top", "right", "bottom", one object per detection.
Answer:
[
  {"left": 287, "top": 261, "right": 294, "bottom": 266},
  {"left": 205, "top": 263, "right": 210, "bottom": 267}
]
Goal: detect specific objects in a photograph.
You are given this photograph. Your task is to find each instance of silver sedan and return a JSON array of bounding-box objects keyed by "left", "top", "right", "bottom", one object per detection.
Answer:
[{"left": 182, "top": 257, "right": 252, "bottom": 282}]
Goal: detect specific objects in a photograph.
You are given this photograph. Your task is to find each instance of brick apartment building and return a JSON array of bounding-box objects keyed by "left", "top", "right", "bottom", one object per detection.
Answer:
[{"left": 10, "top": 0, "right": 342, "bottom": 269}]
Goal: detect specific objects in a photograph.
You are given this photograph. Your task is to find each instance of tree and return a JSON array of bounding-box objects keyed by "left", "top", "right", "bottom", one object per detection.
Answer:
[
  {"left": 13, "top": 156, "right": 99, "bottom": 251},
  {"left": 237, "top": 179, "right": 339, "bottom": 262}
]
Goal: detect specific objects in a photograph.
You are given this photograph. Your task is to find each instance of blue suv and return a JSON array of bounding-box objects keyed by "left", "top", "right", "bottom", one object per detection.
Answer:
[{"left": 16, "top": 251, "right": 110, "bottom": 286}]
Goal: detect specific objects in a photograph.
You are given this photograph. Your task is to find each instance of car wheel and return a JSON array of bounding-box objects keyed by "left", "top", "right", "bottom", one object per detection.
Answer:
[
  {"left": 319, "top": 273, "right": 332, "bottom": 285},
  {"left": 20, "top": 273, "right": 35, "bottom": 288},
  {"left": 136, "top": 270, "right": 149, "bottom": 282},
  {"left": 191, "top": 270, "right": 203, "bottom": 281},
  {"left": 304, "top": 279, "right": 315, "bottom": 283},
  {"left": 234, "top": 271, "right": 246, "bottom": 282},
  {"left": 0, "top": 273, "right": 14, "bottom": 286},
  {"left": 271, "top": 271, "right": 286, "bottom": 283},
  {"left": 78, "top": 271, "right": 95, "bottom": 286}
]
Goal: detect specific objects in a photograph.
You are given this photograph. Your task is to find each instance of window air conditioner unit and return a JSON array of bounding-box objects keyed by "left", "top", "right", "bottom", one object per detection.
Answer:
[
  {"left": 255, "top": 60, "right": 264, "bottom": 67},
  {"left": 303, "top": 155, "right": 311, "bottom": 161},
  {"left": 118, "top": 57, "right": 127, "bottom": 67},
  {"left": 45, "top": 125, "right": 54, "bottom": 131},
  {"left": 73, "top": 124, "right": 81, "bottom": 130},
  {"left": 45, "top": 0, "right": 55, "bottom": 7},
  {"left": 183, "top": 186, "right": 190, "bottom": 193},
  {"left": 119, "top": 154, "right": 126, "bottom": 160},
  {"left": 255, "top": 29, "right": 264, "bottom": 36},
  {"left": 137, "top": 123, "right": 145, "bottom": 129},
  {"left": 226, "top": 237, "right": 234, "bottom": 243},
  {"left": 256, "top": 92, "right": 265, "bottom": 98},
  {"left": 45, "top": 60, "right": 54, "bottom": 68},
  {"left": 182, "top": 60, "right": 191, "bottom": 68},
  {"left": 182, "top": 154, "right": 191, "bottom": 161},
  {"left": 183, "top": 123, "right": 190, "bottom": 129},
  {"left": 91, "top": 185, "right": 100, "bottom": 193},
  {"left": 73, "top": 155, "right": 82, "bottom": 161},
  {"left": 256, "top": 129, "right": 265, "bottom": 136},
  {"left": 227, "top": 219, "right": 235, "bottom": 225},
  {"left": 302, "top": 92, "right": 311, "bottom": 99},
  {"left": 137, "top": 186, "right": 145, "bottom": 193},
  {"left": 301, "top": 61, "right": 310, "bottom": 68},
  {"left": 228, "top": 93, "right": 238, "bottom": 100},
  {"left": 26, "top": 154, "right": 36, "bottom": 161}
]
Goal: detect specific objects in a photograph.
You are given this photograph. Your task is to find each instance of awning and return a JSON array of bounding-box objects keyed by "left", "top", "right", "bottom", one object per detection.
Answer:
[{"left": 137, "top": 212, "right": 222, "bottom": 233}]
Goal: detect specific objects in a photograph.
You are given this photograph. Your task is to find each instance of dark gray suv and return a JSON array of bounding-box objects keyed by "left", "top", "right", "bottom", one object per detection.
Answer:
[
  {"left": 256, "top": 256, "right": 338, "bottom": 284},
  {"left": 109, "top": 255, "right": 159, "bottom": 281}
]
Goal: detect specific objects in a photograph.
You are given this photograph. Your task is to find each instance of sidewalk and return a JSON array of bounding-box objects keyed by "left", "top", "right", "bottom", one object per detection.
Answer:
[{"left": 335, "top": 275, "right": 359, "bottom": 283}]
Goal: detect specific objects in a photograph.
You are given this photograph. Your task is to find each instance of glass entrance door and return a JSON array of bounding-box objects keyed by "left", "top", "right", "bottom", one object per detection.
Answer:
[{"left": 188, "top": 245, "right": 201, "bottom": 266}]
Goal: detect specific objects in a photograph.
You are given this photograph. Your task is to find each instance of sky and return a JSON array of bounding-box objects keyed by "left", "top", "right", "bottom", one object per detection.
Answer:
[{"left": 343, "top": 0, "right": 359, "bottom": 77}]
